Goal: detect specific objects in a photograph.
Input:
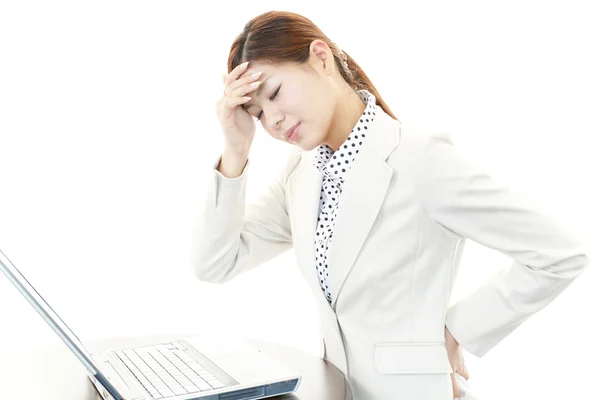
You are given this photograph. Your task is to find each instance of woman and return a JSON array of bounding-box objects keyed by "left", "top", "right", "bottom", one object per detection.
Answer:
[{"left": 191, "top": 10, "right": 589, "bottom": 400}]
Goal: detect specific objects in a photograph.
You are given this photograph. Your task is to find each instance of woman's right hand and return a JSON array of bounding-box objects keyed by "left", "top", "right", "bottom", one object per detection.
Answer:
[{"left": 216, "top": 61, "right": 262, "bottom": 153}]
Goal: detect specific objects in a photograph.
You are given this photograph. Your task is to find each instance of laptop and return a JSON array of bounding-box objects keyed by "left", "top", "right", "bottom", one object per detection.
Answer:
[{"left": 0, "top": 247, "right": 302, "bottom": 400}]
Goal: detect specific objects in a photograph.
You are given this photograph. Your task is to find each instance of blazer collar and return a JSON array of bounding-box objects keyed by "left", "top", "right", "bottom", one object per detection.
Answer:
[{"left": 289, "top": 105, "right": 401, "bottom": 311}]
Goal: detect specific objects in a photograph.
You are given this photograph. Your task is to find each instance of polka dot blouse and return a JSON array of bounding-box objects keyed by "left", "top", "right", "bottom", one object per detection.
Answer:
[{"left": 313, "top": 89, "right": 377, "bottom": 306}]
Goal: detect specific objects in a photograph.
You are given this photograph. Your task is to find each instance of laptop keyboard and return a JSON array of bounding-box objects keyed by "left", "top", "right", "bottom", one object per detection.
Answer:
[{"left": 113, "top": 341, "right": 226, "bottom": 399}]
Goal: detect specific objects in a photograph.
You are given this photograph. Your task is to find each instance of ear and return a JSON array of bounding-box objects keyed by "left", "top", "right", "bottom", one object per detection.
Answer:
[{"left": 309, "top": 40, "right": 335, "bottom": 75}]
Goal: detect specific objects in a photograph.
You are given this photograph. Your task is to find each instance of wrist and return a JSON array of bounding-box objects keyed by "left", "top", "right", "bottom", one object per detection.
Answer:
[
  {"left": 224, "top": 144, "right": 251, "bottom": 158},
  {"left": 445, "top": 325, "right": 458, "bottom": 343}
]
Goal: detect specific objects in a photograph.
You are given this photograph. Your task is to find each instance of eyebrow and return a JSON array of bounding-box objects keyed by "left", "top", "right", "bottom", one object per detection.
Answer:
[
  {"left": 243, "top": 74, "right": 271, "bottom": 111},
  {"left": 256, "top": 74, "right": 270, "bottom": 97}
]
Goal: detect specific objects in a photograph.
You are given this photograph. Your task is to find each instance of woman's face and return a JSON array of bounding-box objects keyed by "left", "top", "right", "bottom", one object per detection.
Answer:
[{"left": 240, "top": 42, "right": 342, "bottom": 151}]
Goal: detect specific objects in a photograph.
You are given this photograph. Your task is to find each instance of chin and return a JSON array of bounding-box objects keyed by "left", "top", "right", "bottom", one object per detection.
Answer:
[
  {"left": 296, "top": 138, "right": 320, "bottom": 151},
  {"left": 296, "top": 132, "right": 325, "bottom": 151}
]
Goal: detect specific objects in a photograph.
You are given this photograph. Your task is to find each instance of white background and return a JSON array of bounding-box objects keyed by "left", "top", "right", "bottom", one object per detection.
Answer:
[{"left": 0, "top": 1, "right": 598, "bottom": 399}]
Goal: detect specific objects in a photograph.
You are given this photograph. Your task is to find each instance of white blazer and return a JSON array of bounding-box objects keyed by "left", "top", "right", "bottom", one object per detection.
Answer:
[{"left": 191, "top": 105, "right": 589, "bottom": 399}]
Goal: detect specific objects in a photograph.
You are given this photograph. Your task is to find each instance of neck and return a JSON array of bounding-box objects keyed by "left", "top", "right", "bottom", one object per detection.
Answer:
[{"left": 323, "top": 87, "right": 367, "bottom": 152}]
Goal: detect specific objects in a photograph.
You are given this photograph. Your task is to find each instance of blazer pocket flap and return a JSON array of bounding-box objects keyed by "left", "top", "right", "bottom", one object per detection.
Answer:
[{"left": 374, "top": 342, "right": 452, "bottom": 374}]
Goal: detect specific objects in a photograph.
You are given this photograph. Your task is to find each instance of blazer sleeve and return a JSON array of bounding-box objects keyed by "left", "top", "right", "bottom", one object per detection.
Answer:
[
  {"left": 411, "top": 131, "right": 590, "bottom": 358},
  {"left": 189, "top": 149, "right": 302, "bottom": 283}
]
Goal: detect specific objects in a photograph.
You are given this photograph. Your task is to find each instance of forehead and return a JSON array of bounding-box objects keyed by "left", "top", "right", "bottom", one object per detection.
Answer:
[{"left": 240, "top": 61, "right": 277, "bottom": 78}]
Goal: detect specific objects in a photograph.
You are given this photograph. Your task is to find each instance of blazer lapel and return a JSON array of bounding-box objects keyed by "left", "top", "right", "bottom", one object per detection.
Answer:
[
  {"left": 289, "top": 106, "right": 401, "bottom": 311},
  {"left": 288, "top": 151, "right": 333, "bottom": 309}
]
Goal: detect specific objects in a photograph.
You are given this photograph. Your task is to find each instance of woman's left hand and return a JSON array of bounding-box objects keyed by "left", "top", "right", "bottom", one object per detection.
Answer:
[{"left": 445, "top": 325, "right": 470, "bottom": 399}]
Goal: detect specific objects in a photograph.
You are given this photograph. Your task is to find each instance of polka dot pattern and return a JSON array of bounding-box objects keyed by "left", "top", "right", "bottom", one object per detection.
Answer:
[{"left": 312, "top": 89, "right": 378, "bottom": 306}]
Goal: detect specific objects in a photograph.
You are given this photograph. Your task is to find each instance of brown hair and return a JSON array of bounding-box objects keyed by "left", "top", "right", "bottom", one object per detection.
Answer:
[{"left": 226, "top": 10, "right": 398, "bottom": 120}]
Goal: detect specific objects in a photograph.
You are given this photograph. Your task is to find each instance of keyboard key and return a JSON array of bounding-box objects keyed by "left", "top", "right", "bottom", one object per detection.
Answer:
[
  {"left": 184, "top": 384, "right": 200, "bottom": 392},
  {"left": 191, "top": 378, "right": 213, "bottom": 391},
  {"left": 172, "top": 341, "right": 186, "bottom": 350},
  {"left": 172, "top": 386, "right": 188, "bottom": 396},
  {"left": 158, "top": 387, "right": 174, "bottom": 397}
]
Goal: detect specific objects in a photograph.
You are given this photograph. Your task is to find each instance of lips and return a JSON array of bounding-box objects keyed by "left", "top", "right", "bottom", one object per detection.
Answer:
[{"left": 285, "top": 123, "right": 300, "bottom": 140}]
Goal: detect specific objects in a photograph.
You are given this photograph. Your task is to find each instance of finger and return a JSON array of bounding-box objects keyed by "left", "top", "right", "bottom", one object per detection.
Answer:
[
  {"left": 224, "top": 96, "right": 251, "bottom": 109},
  {"left": 224, "top": 61, "right": 249, "bottom": 88},
  {"left": 451, "top": 371, "right": 460, "bottom": 398},
  {"left": 225, "top": 71, "right": 262, "bottom": 97},
  {"left": 461, "top": 369, "right": 470, "bottom": 381},
  {"left": 455, "top": 365, "right": 470, "bottom": 381},
  {"left": 227, "top": 80, "right": 262, "bottom": 100}
]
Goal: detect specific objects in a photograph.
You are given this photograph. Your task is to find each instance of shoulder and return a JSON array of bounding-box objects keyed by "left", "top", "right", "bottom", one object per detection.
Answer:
[{"left": 387, "top": 121, "right": 456, "bottom": 169}]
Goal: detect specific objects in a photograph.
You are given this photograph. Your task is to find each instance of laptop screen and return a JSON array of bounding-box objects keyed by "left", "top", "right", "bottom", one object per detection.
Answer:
[{"left": 0, "top": 247, "right": 122, "bottom": 398}]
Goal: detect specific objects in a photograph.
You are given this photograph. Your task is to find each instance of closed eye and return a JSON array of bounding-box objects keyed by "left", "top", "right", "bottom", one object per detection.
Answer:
[{"left": 255, "top": 85, "right": 281, "bottom": 121}]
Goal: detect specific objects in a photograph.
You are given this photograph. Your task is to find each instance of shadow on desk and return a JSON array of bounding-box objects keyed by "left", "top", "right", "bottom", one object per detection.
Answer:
[{"left": 83, "top": 334, "right": 351, "bottom": 400}]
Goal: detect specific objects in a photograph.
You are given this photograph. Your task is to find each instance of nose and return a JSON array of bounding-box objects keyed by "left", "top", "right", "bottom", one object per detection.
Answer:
[{"left": 266, "top": 112, "right": 284, "bottom": 136}]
